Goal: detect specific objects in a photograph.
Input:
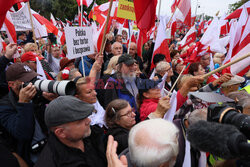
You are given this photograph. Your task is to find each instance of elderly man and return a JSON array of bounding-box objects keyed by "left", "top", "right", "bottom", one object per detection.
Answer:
[
  {"left": 221, "top": 75, "right": 245, "bottom": 96},
  {"left": 129, "top": 42, "right": 143, "bottom": 71},
  {"left": 97, "top": 54, "right": 138, "bottom": 110},
  {"left": 155, "top": 61, "right": 178, "bottom": 91},
  {"left": 104, "top": 42, "right": 123, "bottom": 71},
  {"left": 118, "top": 119, "right": 179, "bottom": 167},
  {"left": 35, "top": 96, "right": 107, "bottom": 167}
]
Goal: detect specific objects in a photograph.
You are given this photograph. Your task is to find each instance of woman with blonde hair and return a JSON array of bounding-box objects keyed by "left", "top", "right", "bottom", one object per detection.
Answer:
[{"left": 104, "top": 55, "right": 120, "bottom": 75}]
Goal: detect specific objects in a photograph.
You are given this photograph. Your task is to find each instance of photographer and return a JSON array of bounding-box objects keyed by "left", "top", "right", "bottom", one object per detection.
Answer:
[{"left": 0, "top": 63, "right": 56, "bottom": 166}]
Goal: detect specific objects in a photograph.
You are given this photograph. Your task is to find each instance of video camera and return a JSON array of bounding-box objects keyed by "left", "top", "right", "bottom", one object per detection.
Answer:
[
  {"left": 23, "top": 78, "right": 76, "bottom": 96},
  {"left": 207, "top": 102, "right": 250, "bottom": 139}
]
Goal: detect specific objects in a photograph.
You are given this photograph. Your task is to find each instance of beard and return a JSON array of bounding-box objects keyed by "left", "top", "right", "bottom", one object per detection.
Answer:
[{"left": 122, "top": 72, "right": 136, "bottom": 82}]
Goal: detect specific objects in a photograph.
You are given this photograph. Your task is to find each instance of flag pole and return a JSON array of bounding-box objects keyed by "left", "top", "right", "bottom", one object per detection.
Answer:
[
  {"left": 27, "top": 2, "right": 36, "bottom": 43},
  {"left": 99, "top": 0, "right": 113, "bottom": 55},
  {"left": 80, "top": 0, "right": 86, "bottom": 78},
  {"left": 127, "top": 20, "right": 133, "bottom": 54},
  {"left": 168, "top": 66, "right": 186, "bottom": 95},
  {"left": 157, "top": 0, "right": 162, "bottom": 24},
  {"left": 203, "top": 53, "right": 250, "bottom": 78}
]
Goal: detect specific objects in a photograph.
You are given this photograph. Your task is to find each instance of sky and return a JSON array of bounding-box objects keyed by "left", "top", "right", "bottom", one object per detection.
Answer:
[{"left": 158, "top": 0, "right": 240, "bottom": 17}]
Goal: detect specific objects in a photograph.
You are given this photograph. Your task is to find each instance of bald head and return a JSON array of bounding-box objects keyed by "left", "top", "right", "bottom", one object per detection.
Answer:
[
  {"left": 112, "top": 42, "right": 123, "bottom": 56},
  {"left": 129, "top": 42, "right": 137, "bottom": 57}
]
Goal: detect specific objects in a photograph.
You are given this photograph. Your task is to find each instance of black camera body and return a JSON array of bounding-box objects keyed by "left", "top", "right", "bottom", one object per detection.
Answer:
[{"left": 208, "top": 102, "right": 250, "bottom": 139}]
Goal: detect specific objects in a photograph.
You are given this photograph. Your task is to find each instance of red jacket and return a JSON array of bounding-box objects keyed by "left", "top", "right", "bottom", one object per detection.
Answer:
[{"left": 139, "top": 91, "right": 187, "bottom": 121}]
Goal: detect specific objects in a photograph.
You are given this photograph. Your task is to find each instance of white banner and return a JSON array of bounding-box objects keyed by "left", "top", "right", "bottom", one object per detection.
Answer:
[
  {"left": 64, "top": 26, "right": 94, "bottom": 59},
  {"left": 9, "top": 4, "right": 32, "bottom": 31}
]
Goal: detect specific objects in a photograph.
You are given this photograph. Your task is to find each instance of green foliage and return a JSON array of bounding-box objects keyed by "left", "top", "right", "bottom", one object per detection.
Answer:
[
  {"left": 229, "top": 0, "right": 248, "bottom": 13},
  {"left": 29, "top": 0, "right": 109, "bottom": 21}
]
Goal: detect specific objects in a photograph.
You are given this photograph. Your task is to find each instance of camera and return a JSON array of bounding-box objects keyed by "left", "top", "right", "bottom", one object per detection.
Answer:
[
  {"left": 23, "top": 79, "right": 76, "bottom": 96},
  {"left": 207, "top": 102, "right": 250, "bottom": 139}
]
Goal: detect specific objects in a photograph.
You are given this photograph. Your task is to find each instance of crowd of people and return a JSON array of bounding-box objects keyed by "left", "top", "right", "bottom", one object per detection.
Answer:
[{"left": 0, "top": 21, "right": 249, "bottom": 167}]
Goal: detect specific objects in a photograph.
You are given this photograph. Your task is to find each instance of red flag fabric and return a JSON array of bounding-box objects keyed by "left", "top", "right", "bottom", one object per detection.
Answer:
[
  {"left": 134, "top": 0, "right": 157, "bottom": 32},
  {"left": 33, "top": 13, "right": 58, "bottom": 35},
  {"left": 175, "top": 0, "right": 191, "bottom": 26},
  {"left": 151, "top": 16, "right": 171, "bottom": 70},
  {"left": 178, "top": 25, "right": 196, "bottom": 50},
  {"left": 76, "top": 0, "right": 93, "bottom": 7},
  {"left": 225, "top": 1, "right": 250, "bottom": 20},
  {"left": 4, "top": 12, "right": 17, "bottom": 43},
  {"left": 171, "top": 0, "right": 180, "bottom": 13},
  {"left": 0, "top": 0, "right": 29, "bottom": 29}
]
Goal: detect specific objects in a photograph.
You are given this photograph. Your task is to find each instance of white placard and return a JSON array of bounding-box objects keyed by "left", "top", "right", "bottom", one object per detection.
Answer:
[
  {"left": 9, "top": 4, "right": 32, "bottom": 31},
  {"left": 64, "top": 26, "right": 94, "bottom": 60}
]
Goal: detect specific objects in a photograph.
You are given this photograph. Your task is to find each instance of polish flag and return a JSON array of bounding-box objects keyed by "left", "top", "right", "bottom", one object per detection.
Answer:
[
  {"left": 197, "top": 16, "right": 205, "bottom": 36},
  {"left": 76, "top": 0, "right": 93, "bottom": 7},
  {"left": 3, "top": 12, "right": 17, "bottom": 43},
  {"left": 151, "top": 16, "right": 171, "bottom": 69},
  {"left": 171, "top": 0, "right": 180, "bottom": 13},
  {"left": 224, "top": 6, "right": 248, "bottom": 63},
  {"left": 175, "top": 0, "right": 191, "bottom": 26},
  {"left": 225, "top": 1, "right": 250, "bottom": 20},
  {"left": 219, "top": 14, "right": 230, "bottom": 36},
  {"left": 50, "top": 13, "right": 57, "bottom": 26},
  {"left": 178, "top": 25, "right": 196, "bottom": 50},
  {"left": 0, "top": 0, "right": 29, "bottom": 29}
]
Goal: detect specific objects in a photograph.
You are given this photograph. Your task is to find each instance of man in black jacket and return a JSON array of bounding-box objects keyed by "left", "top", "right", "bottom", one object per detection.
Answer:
[
  {"left": 35, "top": 96, "right": 107, "bottom": 167},
  {"left": 0, "top": 63, "right": 49, "bottom": 166}
]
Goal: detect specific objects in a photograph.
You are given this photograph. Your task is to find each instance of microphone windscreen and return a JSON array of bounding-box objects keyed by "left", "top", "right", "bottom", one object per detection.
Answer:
[{"left": 187, "top": 120, "right": 242, "bottom": 159}]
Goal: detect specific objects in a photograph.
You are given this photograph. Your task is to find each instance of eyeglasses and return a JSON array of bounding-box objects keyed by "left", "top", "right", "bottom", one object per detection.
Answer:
[{"left": 119, "top": 108, "right": 135, "bottom": 118}]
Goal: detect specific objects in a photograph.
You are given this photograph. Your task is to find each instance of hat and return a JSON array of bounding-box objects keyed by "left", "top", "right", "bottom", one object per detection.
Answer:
[
  {"left": 137, "top": 79, "right": 161, "bottom": 95},
  {"left": 17, "top": 39, "right": 24, "bottom": 45},
  {"left": 21, "top": 51, "right": 43, "bottom": 62},
  {"left": 117, "top": 54, "right": 136, "bottom": 66},
  {"left": 45, "top": 96, "right": 94, "bottom": 128},
  {"left": 221, "top": 75, "right": 245, "bottom": 87},
  {"left": 6, "top": 63, "right": 39, "bottom": 82},
  {"left": 60, "top": 57, "right": 75, "bottom": 71}
]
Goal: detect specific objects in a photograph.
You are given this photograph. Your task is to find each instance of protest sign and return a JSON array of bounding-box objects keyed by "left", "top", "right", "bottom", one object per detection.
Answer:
[
  {"left": 64, "top": 26, "right": 94, "bottom": 60},
  {"left": 117, "top": 0, "right": 136, "bottom": 20},
  {"left": 9, "top": 4, "right": 32, "bottom": 31}
]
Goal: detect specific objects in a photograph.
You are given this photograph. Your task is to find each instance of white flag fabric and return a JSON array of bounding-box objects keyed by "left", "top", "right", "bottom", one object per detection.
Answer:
[
  {"left": 163, "top": 90, "right": 177, "bottom": 121},
  {"left": 36, "top": 57, "right": 47, "bottom": 80}
]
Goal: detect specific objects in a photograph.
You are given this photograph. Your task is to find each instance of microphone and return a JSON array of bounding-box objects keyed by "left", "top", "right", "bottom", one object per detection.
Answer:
[{"left": 186, "top": 120, "right": 250, "bottom": 159}]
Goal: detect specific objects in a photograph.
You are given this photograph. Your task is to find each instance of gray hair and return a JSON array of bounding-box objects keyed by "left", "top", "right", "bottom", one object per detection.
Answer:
[
  {"left": 129, "top": 119, "right": 179, "bottom": 167},
  {"left": 111, "top": 42, "right": 122, "bottom": 51},
  {"left": 186, "top": 108, "right": 207, "bottom": 125},
  {"left": 155, "top": 61, "right": 170, "bottom": 74}
]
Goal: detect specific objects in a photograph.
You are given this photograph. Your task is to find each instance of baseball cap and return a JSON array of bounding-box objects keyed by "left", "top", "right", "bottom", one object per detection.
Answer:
[
  {"left": 137, "top": 79, "right": 161, "bottom": 95},
  {"left": 117, "top": 54, "right": 136, "bottom": 66},
  {"left": 6, "top": 63, "right": 39, "bottom": 82},
  {"left": 221, "top": 75, "right": 245, "bottom": 87},
  {"left": 45, "top": 96, "right": 94, "bottom": 128},
  {"left": 21, "top": 51, "right": 43, "bottom": 62},
  {"left": 60, "top": 57, "right": 75, "bottom": 71}
]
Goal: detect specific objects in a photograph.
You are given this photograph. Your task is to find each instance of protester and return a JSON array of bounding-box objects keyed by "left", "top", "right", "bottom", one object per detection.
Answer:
[
  {"left": 221, "top": 75, "right": 245, "bottom": 96},
  {"left": 105, "top": 99, "right": 136, "bottom": 154},
  {"left": 35, "top": 96, "right": 107, "bottom": 167}
]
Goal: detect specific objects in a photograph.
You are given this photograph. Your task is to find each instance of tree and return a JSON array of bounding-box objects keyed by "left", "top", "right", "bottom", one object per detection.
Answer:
[{"left": 229, "top": 0, "right": 248, "bottom": 13}]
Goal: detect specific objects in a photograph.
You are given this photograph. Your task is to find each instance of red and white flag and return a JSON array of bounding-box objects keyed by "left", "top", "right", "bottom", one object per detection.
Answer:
[
  {"left": 225, "top": 1, "right": 250, "bottom": 20},
  {"left": 3, "top": 12, "right": 16, "bottom": 43},
  {"left": 174, "top": 0, "right": 191, "bottom": 26},
  {"left": 0, "top": 0, "right": 29, "bottom": 29},
  {"left": 50, "top": 13, "right": 57, "bottom": 26},
  {"left": 76, "top": 0, "right": 93, "bottom": 7},
  {"left": 224, "top": 6, "right": 248, "bottom": 63},
  {"left": 151, "top": 16, "right": 171, "bottom": 69},
  {"left": 178, "top": 25, "right": 196, "bottom": 50},
  {"left": 171, "top": 0, "right": 180, "bottom": 13}
]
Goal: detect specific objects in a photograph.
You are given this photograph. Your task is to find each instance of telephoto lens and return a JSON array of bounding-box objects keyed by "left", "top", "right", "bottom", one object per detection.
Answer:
[{"left": 34, "top": 80, "right": 76, "bottom": 96}]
